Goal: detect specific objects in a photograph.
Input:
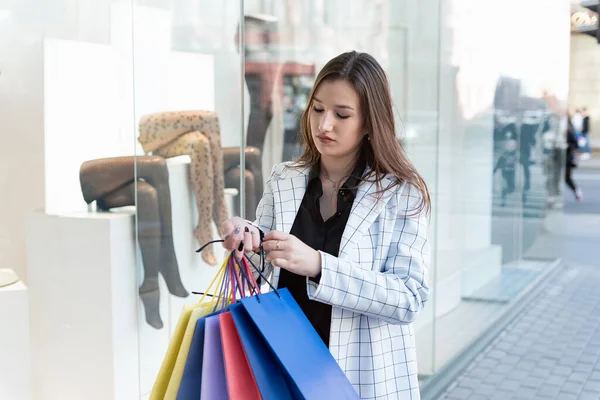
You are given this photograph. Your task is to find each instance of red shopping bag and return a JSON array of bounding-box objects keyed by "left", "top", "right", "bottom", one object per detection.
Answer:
[{"left": 220, "top": 312, "right": 261, "bottom": 400}]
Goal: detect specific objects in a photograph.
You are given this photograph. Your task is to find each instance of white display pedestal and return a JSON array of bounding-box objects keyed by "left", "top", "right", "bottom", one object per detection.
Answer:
[
  {"left": 27, "top": 159, "right": 236, "bottom": 400},
  {"left": 0, "top": 270, "right": 32, "bottom": 400}
]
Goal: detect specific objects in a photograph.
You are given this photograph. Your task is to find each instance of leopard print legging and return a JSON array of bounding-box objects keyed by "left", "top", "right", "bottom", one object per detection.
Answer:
[{"left": 140, "top": 111, "right": 228, "bottom": 265}]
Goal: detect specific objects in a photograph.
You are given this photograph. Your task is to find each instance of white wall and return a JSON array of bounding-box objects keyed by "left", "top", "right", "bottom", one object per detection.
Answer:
[
  {"left": 0, "top": 12, "right": 47, "bottom": 283},
  {"left": 569, "top": 33, "right": 600, "bottom": 148}
]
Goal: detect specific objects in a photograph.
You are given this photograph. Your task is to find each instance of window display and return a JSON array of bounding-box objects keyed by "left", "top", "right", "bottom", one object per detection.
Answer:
[
  {"left": 79, "top": 155, "right": 189, "bottom": 329},
  {"left": 139, "top": 110, "right": 229, "bottom": 265}
]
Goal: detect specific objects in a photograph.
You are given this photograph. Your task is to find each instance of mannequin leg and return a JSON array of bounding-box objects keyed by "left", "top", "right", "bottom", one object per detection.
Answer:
[
  {"left": 87, "top": 156, "right": 188, "bottom": 297},
  {"left": 204, "top": 126, "right": 229, "bottom": 227},
  {"left": 154, "top": 132, "right": 217, "bottom": 265},
  {"left": 223, "top": 146, "right": 262, "bottom": 220},
  {"left": 80, "top": 156, "right": 138, "bottom": 203},
  {"left": 98, "top": 181, "right": 164, "bottom": 329},
  {"left": 136, "top": 157, "right": 188, "bottom": 298}
]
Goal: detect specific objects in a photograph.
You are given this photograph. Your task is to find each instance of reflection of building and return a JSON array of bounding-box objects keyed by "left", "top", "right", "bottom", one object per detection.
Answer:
[{"left": 569, "top": 1, "right": 600, "bottom": 151}]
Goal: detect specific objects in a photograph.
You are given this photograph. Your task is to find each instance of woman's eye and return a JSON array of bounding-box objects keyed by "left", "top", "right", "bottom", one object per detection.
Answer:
[
  {"left": 336, "top": 113, "right": 350, "bottom": 119},
  {"left": 312, "top": 107, "right": 324, "bottom": 113}
]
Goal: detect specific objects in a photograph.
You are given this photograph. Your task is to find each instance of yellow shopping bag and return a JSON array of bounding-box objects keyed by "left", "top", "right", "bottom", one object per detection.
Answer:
[{"left": 150, "top": 258, "right": 231, "bottom": 400}]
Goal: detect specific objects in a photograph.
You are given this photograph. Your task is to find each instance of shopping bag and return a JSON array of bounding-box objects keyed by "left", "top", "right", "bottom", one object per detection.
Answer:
[
  {"left": 149, "top": 303, "right": 197, "bottom": 400},
  {"left": 175, "top": 303, "right": 221, "bottom": 400},
  {"left": 220, "top": 311, "right": 262, "bottom": 400},
  {"left": 176, "top": 315, "right": 207, "bottom": 400},
  {"left": 200, "top": 315, "right": 229, "bottom": 400},
  {"left": 151, "top": 257, "right": 230, "bottom": 400},
  {"left": 166, "top": 302, "right": 221, "bottom": 398},
  {"left": 240, "top": 288, "right": 359, "bottom": 400},
  {"left": 229, "top": 302, "right": 296, "bottom": 400}
]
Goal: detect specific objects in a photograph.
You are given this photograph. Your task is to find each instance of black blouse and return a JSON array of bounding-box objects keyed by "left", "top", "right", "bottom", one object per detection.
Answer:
[{"left": 276, "top": 159, "right": 365, "bottom": 347}]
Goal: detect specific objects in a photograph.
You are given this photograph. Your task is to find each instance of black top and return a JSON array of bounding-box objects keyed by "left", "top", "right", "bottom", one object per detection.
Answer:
[{"left": 277, "top": 158, "right": 365, "bottom": 347}]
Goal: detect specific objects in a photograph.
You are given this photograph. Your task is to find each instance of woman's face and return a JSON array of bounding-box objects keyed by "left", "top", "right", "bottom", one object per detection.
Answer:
[{"left": 309, "top": 80, "right": 365, "bottom": 160}]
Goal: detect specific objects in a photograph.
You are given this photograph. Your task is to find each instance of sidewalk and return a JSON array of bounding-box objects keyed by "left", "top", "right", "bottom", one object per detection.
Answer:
[{"left": 438, "top": 166, "right": 600, "bottom": 400}]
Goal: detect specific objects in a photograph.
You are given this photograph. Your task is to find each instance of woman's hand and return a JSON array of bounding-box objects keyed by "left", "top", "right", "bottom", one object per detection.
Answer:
[
  {"left": 221, "top": 217, "right": 261, "bottom": 257},
  {"left": 262, "top": 231, "right": 322, "bottom": 278}
]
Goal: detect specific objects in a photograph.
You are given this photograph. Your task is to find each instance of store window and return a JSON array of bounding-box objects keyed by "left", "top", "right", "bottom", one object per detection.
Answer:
[{"left": 0, "top": 0, "right": 570, "bottom": 398}]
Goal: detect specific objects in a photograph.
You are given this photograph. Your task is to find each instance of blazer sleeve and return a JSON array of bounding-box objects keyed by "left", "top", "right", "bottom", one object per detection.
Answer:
[{"left": 306, "top": 183, "right": 430, "bottom": 325}]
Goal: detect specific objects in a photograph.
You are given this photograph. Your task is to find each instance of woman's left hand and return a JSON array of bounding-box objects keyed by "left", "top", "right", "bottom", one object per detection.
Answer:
[{"left": 263, "top": 231, "right": 321, "bottom": 278}]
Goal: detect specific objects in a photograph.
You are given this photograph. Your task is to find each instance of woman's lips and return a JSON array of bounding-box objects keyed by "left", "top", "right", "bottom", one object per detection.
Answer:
[{"left": 317, "top": 135, "right": 335, "bottom": 144}]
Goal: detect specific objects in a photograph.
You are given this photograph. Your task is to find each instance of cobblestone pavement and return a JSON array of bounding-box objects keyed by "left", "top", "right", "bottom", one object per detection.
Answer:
[
  {"left": 440, "top": 262, "right": 600, "bottom": 400},
  {"left": 440, "top": 167, "right": 600, "bottom": 400}
]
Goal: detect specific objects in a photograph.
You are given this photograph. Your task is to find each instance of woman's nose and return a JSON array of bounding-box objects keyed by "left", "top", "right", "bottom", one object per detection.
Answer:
[{"left": 319, "top": 112, "right": 333, "bottom": 132}]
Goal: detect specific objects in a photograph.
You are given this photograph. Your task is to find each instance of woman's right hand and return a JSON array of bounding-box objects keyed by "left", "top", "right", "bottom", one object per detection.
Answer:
[{"left": 221, "top": 217, "right": 261, "bottom": 255}]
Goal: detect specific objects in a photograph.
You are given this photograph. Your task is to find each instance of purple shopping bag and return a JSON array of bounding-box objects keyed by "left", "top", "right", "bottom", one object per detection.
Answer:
[{"left": 200, "top": 315, "right": 228, "bottom": 400}]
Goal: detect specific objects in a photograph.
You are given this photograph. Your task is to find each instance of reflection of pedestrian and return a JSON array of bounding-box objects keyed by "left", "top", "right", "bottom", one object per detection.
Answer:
[
  {"left": 571, "top": 108, "right": 591, "bottom": 160},
  {"left": 494, "top": 139, "right": 518, "bottom": 206},
  {"left": 566, "top": 129, "right": 583, "bottom": 202},
  {"left": 520, "top": 110, "right": 543, "bottom": 202},
  {"left": 582, "top": 106, "right": 592, "bottom": 158}
]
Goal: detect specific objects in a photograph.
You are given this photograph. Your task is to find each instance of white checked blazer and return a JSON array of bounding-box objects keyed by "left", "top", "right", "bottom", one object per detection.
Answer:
[{"left": 253, "top": 162, "right": 430, "bottom": 400}]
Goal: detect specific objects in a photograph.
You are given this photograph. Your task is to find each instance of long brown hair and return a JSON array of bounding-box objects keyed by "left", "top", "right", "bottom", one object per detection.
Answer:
[{"left": 296, "top": 51, "right": 431, "bottom": 215}]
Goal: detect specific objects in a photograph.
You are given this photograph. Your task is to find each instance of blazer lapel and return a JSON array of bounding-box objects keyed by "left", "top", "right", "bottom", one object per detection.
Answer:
[
  {"left": 338, "top": 175, "right": 396, "bottom": 258},
  {"left": 272, "top": 167, "right": 310, "bottom": 234}
]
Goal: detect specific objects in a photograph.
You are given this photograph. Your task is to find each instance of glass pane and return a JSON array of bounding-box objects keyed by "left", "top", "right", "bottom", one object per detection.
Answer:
[
  {"left": 434, "top": 0, "right": 570, "bottom": 379},
  {"left": 240, "top": 0, "right": 439, "bottom": 384},
  {"left": 131, "top": 0, "right": 244, "bottom": 398}
]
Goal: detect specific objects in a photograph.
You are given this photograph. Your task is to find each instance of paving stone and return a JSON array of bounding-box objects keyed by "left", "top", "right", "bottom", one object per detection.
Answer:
[
  {"left": 561, "top": 381, "right": 583, "bottom": 395},
  {"left": 553, "top": 365, "right": 573, "bottom": 376},
  {"left": 500, "top": 379, "right": 521, "bottom": 391},
  {"left": 485, "top": 350, "right": 507, "bottom": 360},
  {"left": 520, "top": 377, "right": 545, "bottom": 390},
  {"left": 474, "top": 384, "right": 496, "bottom": 396},
  {"left": 483, "top": 373, "right": 504, "bottom": 385},
  {"left": 584, "top": 380, "right": 600, "bottom": 392},
  {"left": 547, "top": 374, "right": 568, "bottom": 387},
  {"left": 568, "top": 371, "right": 589, "bottom": 383},
  {"left": 513, "top": 387, "right": 537, "bottom": 399},
  {"left": 556, "top": 393, "right": 578, "bottom": 400},
  {"left": 580, "top": 354, "right": 599, "bottom": 365},
  {"left": 574, "top": 363, "right": 595, "bottom": 374},
  {"left": 580, "top": 391, "right": 600, "bottom": 400},
  {"left": 536, "top": 384, "right": 561, "bottom": 397},
  {"left": 446, "top": 387, "right": 471, "bottom": 399},
  {"left": 467, "top": 395, "right": 488, "bottom": 400},
  {"left": 469, "top": 367, "right": 492, "bottom": 380},
  {"left": 456, "top": 377, "right": 479, "bottom": 390},
  {"left": 530, "top": 367, "right": 552, "bottom": 379},
  {"left": 589, "top": 371, "right": 600, "bottom": 382},
  {"left": 515, "top": 360, "right": 537, "bottom": 372},
  {"left": 489, "top": 391, "right": 513, "bottom": 400},
  {"left": 493, "top": 364, "right": 512, "bottom": 374}
]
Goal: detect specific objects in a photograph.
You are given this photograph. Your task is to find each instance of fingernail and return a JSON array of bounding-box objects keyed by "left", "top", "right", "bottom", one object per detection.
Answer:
[
  {"left": 238, "top": 241, "right": 244, "bottom": 252},
  {"left": 234, "top": 225, "right": 241, "bottom": 235},
  {"left": 245, "top": 227, "right": 249, "bottom": 232}
]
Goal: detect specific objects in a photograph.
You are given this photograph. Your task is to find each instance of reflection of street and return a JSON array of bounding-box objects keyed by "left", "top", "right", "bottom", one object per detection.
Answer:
[
  {"left": 438, "top": 167, "right": 600, "bottom": 400},
  {"left": 491, "top": 162, "right": 547, "bottom": 263}
]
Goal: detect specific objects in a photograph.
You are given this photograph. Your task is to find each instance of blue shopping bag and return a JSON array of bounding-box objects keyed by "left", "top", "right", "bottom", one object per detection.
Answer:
[
  {"left": 229, "top": 302, "right": 296, "bottom": 399},
  {"left": 239, "top": 288, "right": 359, "bottom": 400},
  {"left": 177, "top": 309, "right": 221, "bottom": 400}
]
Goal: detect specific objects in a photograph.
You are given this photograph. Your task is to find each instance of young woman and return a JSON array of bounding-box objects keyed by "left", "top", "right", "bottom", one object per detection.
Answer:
[{"left": 221, "top": 51, "right": 431, "bottom": 399}]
